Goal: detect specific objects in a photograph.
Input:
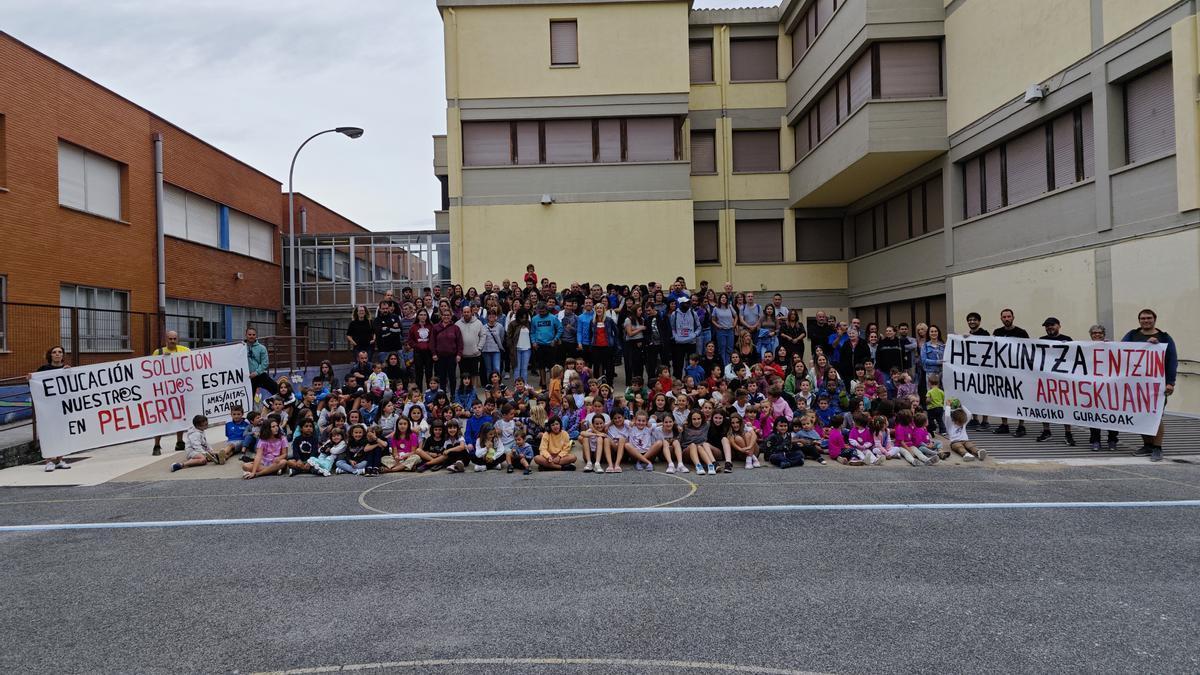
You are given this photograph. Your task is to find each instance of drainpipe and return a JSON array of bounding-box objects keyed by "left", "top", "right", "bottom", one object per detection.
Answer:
[
  {"left": 719, "top": 25, "right": 734, "bottom": 286},
  {"left": 153, "top": 133, "right": 167, "bottom": 341},
  {"left": 300, "top": 206, "right": 307, "bottom": 234}
]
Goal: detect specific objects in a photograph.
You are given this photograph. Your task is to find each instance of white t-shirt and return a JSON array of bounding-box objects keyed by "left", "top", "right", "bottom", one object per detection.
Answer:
[
  {"left": 494, "top": 417, "right": 517, "bottom": 447},
  {"left": 516, "top": 326, "right": 531, "bottom": 350}
]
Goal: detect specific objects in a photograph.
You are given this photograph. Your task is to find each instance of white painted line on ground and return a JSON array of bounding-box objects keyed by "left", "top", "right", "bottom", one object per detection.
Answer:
[
  {"left": 3, "top": 500, "right": 1200, "bottom": 534},
  {"left": 251, "top": 656, "right": 829, "bottom": 675}
]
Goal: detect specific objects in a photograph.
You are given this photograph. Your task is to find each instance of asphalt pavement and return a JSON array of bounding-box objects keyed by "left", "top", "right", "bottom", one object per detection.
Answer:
[{"left": 2, "top": 461, "right": 1199, "bottom": 674}]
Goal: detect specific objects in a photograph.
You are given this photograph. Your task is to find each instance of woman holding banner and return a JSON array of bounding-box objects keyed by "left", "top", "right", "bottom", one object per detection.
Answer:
[
  {"left": 1122, "top": 309, "right": 1178, "bottom": 462},
  {"left": 33, "top": 345, "right": 71, "bottom": 472},
  {"left": 1087, "top": 324, "right": 1119, "bottom": 452}
]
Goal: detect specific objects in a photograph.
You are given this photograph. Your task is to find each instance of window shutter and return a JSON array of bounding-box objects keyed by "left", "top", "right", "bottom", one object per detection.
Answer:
[
  {"left": 550, "top": 20, "right": 578, "bottom": 66},
  {"left": 515, "top": 122, "right": 539, "bottom": 165},
  {"left": 963, "top": 158, "right": 982, "bottom": 218},
  {"left": 247, "top": 216, "right": 276, "bottom": 262},
  {"left": 163, "top": 183, "right": 188, "bottom": 238},
  {"left": 849, "top": 51, "right": 872, "bottom": 113},
  {"left": 1052, "top": 111, "right": 1077, "bottom": 189},
  {"left": 878, "top": 42, "right": 941, "bottom": 98},
  {"left": 1081, "top": 101, "right": 1095, "bottom": 178},
  {"left": 597, "top": 119, "right": 621, "bottom": 162},
  {"left": 690, "top": 40, "right": 714, "bottom": 83},
  {"left": 185, "top": 192, "right": 221, "bottom": 248},
  {"left": 84, "top": 151, "right": 121, "bottom": 221},
  {"left": 694, "top": 221, "right": 720, "bottom": 263},
  {"left": 626, "top": 117, "right": 675, "bottom": 162},
  {"left": 818, "top": 89, "right": 837, "bottom": 141},
  {"left": 57, "top": 142, "right": 87, "bottom": 211},
  {"left": 1125, "top": 63, "right": 1174, "bottom": 163},
  {"left": 691, "top": 131, "right": 716, "bottom": 173},
  {"left": 730, "top": 38, "right": 777, "bottom": 81},
  {"left": 732, "top": 130, "right": 779, "bottom": 172},
  {"left": 794, "top": 115, "right": 811, "bottom": 158},
  {"left": 853, "top": 210, "right": 873, "bottom": 256},
  {"left": 909, "top": 183, "right": 925, "bottom": 235},
  {"left": 796, "top": 218, "right": 843, "bottom": 261},
  {"left": 817, "top": 0, "right": 836, "bottom": 32},
  {"left": 544, "top": 119, "right": 593, "bottom": 164},
  {"left": 791, "top": 24, "right": 806, "bottom": 65},
  {"left": 984, "top": 148, "right": 1003, "bottom": 212},
  {"left": 925, "top": 175, "right": 944, "bottom": 231},
  {"left": 228, "top": 208, "right": 251, "bottom": 255},
  {"left": 886, "top": 194, "right": 908, "bottom": 245},
  {"left": 1004, "top": 126, "right": 1047, "bottom": 204},
  {"left": 736, "top": 220, "right": 784, "bottom": 263},
  {"left": 462, "top": 122, "right": 511, "bottom": 166}
]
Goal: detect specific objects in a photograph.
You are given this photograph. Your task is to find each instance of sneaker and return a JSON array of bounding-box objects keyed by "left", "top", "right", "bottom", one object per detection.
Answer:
[
  {"left": 335, "top": 467, "right": 347, "bottom": 474},
  {"left": 707, "top": 463, "right": 717, "bottom": 475},
  {"left": 1064, "top": 432, "right": 1077, "bottom": 447},
  {"left": 288, "top": 467, "right": 296, "bottom": 477},
  {"left": 416, "top": 463, "right": 431, "bottom": 473},
  {"left": 170, "top": 463, "right": 182, "bottom": 472},
  {"left": 666, "top": 463, "right": 676, "bottom": 474},
  {"left": 914, "top": 453, "right": 930, "bottom": 465},
  {"left": 724, "top": 461, "right": 733, "bottom": 474},
  {"left": 963, "top": 453, "right": 976, "bottom": 461},
  {"left": 778, "top": 461, "right": 790, "bottom": 469},
  {"left": 1090, "top": 442, "right": 1101, "bottom": 452},
  {"left": 204, "top": 452, "right": 220, "bottom": 465},
  {"left": 55, "top": 460, "right": 71, "bottom": 470},
  {"left": 453, "top": 460, "right": 466, "bottom": 472},
  {"left": 866, "top": 453, "right": 880, "bottom": 466},
  {"left": 1150, "top": 447, "right": 1163, "bottom": 462},
  {"left": 745, "top": 457, "right": 754, "bottom": 470},
  {"left": 472, "top": 463, "right": 484, "bottom": 472},
  {"left": 993, "top": 425, "right": 1010, "bottom": 435},
  {"left": 816, "top": 457, "right": 826, "bottom": 465},
  {"left": 677, "top": 464, "right": 689, "bottom": 474},
  {"left": 583, "top": 462, "right": 593, "bottom": 473},
  {"left": 644, "top": 462, "right": 654, "bottom": 472},
  {"left": 174, "top": 441, "right": 186, "bottom": 452},
  {"left": 152, "top": 444, "right": 163, "bottom": 454},
  {"left": 927, "top": 453, "right": 940, "bottom": 465},
  {"left": 1133, "top": 445, "right": 1153, "bottom": 457},
  {"left": 976, "top": 448, "right": 987, "bottom": 461},
  {"left": 354, "top": 468, "right": 366, "bottom": 476},
  {"left": 507, "top": 464, "right": 514, "bottom": 473},
  {"left": 562, "top": 463, "right": 576, "bottom": 471},
  {"left": 319, "top": 467, "right": 331, "bottom": 477},
  {"left": 1107, "top": 440, "right": 1119, "bottom": 451},
  {"left": 848, "top": 458, "right": 864, "bottom": 466},
  {"left": 837, "top": 456, "right": 849, "bottom": 465},
  {"left": 239, "top": 454, "right": 253, "bottom": 463},
  {"left": 978, "top": 422, "right": 991, "bottom": 431},
  {"left": 1036, "top": 430, "right": 1051, "bottom": 442},
  {"left": 1013, "top": 426, "right": 1027, "bottom": 438},
  {"left": 967, "top": 420, "right": 979, "bottom": 430},
  {"left": 523, "top": 468, "right": 532, "bottom": 475},
  {"left": 695, "top": 464, "right": 707, "bottom": 475},
  {"left": 752, "top": 456, "right": 762, "bottom": 468}
]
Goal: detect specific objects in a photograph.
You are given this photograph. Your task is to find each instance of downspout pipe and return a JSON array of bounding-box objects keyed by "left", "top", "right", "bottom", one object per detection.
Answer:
[{"left": 153, "top": 133, "right": 167, "bottom": 339}]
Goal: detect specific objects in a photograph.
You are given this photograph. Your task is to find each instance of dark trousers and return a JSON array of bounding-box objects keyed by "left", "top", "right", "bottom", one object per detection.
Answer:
[
  {"left": 413, "top": 350, "right": 433, "bottom": 391},
  {"left": 641, "top": 343, "right": 660, "bottom": 383},
  {"left": 1089, "top": 428, "right": 1119, "bottom": 444},
  {"left": 251, "top": 373, "right": 278, "bottom": 397},
  {"left": 623, "top": 340, "right": 644, "bottom": 385},
  {"left": 928, "top": 407, "right": 946, "bottom": 434},
  {"left": 434, "top": 353, "right": 457, "bottom": 388},
  {"left": 769, "top": 450, "right": 805, "bottom": 467},
  {"left": 670, "top": 342, "right": 694, "bottom": 379},
  {"left": 460, "top": 355, "right": 481, "bottom": 382},
  {"left": 589, "top": 345, "right": 614, "bottom": 382}
]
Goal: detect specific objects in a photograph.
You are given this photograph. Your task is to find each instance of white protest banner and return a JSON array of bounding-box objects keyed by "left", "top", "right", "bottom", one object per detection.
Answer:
[
  {"left": 31, "top": 343, "right": 253, "bottom": 455},
  {"left": 943, "top": 335, "right": 1168, "bottom": 435}
]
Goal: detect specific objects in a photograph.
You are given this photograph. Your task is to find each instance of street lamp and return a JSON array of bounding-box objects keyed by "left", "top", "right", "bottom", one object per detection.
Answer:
[{"left": 287, "top": 126, "right": 364, "bottom": 377}]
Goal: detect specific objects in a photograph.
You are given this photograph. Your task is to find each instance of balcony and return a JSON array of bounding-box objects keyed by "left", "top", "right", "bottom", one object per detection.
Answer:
[
  {"left": 433, "top": 134, "right": 447, "bottom": 177},
  {"left": 785, "top": 0, "right": 944, "bottom": 114},
  {"left": 789, "top": 98, "right": 947, "bottom": 207}
]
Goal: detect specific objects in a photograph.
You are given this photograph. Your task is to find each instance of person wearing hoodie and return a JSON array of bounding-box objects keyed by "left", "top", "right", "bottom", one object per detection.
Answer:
[
  {"left": 669, "top": 296, "right": 700, "bottom": 379},
  {"left": 455, "top": 304, "right": 487, "bottom": 387},
  {"left": 481, "top": 311, "right": 506, "bottom": 383}
]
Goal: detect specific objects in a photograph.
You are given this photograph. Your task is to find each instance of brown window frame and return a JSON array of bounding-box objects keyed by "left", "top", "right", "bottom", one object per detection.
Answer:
[{"left": 549, "top": 20, "right": 579, "bottom": 66}]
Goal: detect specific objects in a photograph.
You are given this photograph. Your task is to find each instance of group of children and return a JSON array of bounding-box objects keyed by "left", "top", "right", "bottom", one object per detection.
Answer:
[{"left": 169, "top": 349, "right": 987, "bottom": 478}]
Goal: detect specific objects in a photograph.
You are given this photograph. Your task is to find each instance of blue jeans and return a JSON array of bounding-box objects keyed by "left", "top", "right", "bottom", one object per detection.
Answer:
[
  {"left": 336, "top": 459, "right": 365, "bottom": 474},
  {"left": 514, "top": 349, "right": 531, "bottom": 382},
  {"left": 698, "top": 328, "right": 712, "bottom": 355},
  {"left": 714, "top": 329, "right": 734, "bottom": 365},
  {"left": 483, "top": 352, "right": 501, "bottom": 380}
]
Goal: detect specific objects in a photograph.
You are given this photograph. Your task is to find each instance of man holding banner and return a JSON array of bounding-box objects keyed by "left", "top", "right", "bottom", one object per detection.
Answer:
[
  {"left": 1121, "top": 309, "right": 1177, "bottom": 462},
  {"left": 1035, "top": 318, "right": 1076, "bottom": 447}
]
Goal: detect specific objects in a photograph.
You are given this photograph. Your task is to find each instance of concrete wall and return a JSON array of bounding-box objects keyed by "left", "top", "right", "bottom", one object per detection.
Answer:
[{"left": 950, "top": 249, "right": 1098, "bottom": 338}]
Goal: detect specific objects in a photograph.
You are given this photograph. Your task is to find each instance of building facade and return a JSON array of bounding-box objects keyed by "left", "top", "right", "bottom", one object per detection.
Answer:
[{"left": 436, "top": 0, "right": 1200, "bottom": 414}]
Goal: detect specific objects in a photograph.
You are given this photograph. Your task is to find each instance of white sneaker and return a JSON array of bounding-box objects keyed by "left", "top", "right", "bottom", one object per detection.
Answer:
[
  {"left": 643, "top": 462, "right": 654, "bottom": 472},
  {"left": 666, "top": 463, "right": 676, "bottom": 474},
  {"left": 583, "top": 462, "right": 593, "bottom": 472},
  {"left": 473, "top": 463, "right": 485, "bottom": 472},
  {"left": 976, "top": 448, "right": 987, "bottom": 461},
  {"left": 677, "top": 464, "right": 689, "bottom": 473},
  {"left": 866, "top": 452, "right": 880, "bottom": 465},
  {"left": 745, "top": 457, "right": 754, "bottom": 470},
  {"left": 44, "top": 462, "right": 55, "bottom": 472},
  {"left": 55, "top": 460, "right": 71, "bottom": 470},
  {"left": 753, "top": 455, "right": 763, "bottom": 468},
  {"left": 963, "top": 453, "right": 977, "bottom": 461},
  {"left": 695, "top": 464, "right": 707, "bottom": 475}
]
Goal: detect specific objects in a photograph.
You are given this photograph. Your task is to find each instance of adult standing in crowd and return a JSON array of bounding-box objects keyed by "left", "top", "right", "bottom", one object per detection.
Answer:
[
  {"left": 710, "top": 293, "right": 736, "bottom": 366},
  {"left": 530, "top": 302, "right": 563, "bottom": 388},
  {"left": 408, "top": 308, "right": 434, "bottom": 390},
  {"left": 809, "top": 311, "right": 833, "bottom": 361},
  {"left": 1086, "top": 323, "right": 1119, "bottom": 452},
  {"left": 920, "top": 325, "right": 945, "bottom": 389},
  {"left": 1123, "top": 309, "right": 1177, "bottom": 462},
  {"left": 670, "top": 296, "right": 701, "bottom": 378},
  {"left": 373, "top": 302, "right": 403, "bottom": 365},
  {"left": 149, "top": 331, "right": 189, "bottom": 455},
  {"left": 875, "top": 325, "right": 904, "bottom": 383},
  {"left": 34, "top": 345, "right": 72, "bottom": 471},
  {"left": 778, "top": 309, "right": 806, "bottom": 365},
  {"left": 455, "top": 304, "right": 486, "bottom": 386},
  {"left": 345, "top": 305, "right": 374, "bottom": 358},
  {"left": 964, "top": 311, "right": 991, "bottom": 430},
  {"left": 1036, "top": 317, "right": 1076, "bottom": 446},
  {"left": 245, "top": 327, "right": 278, "bottom": 398},
  {"left": 991, "top": 308, "right": 1029, "bottom": 437},
  {"left": 837, "top": 326, "right": 869, "bottom": 385},
  {"left": 431, "top": 307, "right": 462, "bottom": 388},
  {"left": 897, "top": 322, "right": 917, "bottom": 375}
]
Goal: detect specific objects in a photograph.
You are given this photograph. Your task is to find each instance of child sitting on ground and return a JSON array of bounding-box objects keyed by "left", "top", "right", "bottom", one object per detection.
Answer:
[
  {"left": 286, "top": 419, "right": 320, "bottom": 476},
  {"left": 764, "top": 417, "right": 803, "bottom": 468},
  {"left": 945, "top": 401, "right": 986, "bottom": 462},
  {"left": 848, "top": 412, "right": 877, "bottom": 466},
  {"left": 791, "top": 415, "right": 825, "bottom": 465},
  {"left": 509, "top": 427, "right": 535, "bottom": 475},
  {"left": 243, "top": 419, "right": 288, "bottom": 479},
  {"left": 307, "top": 427, "right": 346, "bottom": 476},
  {"left": 171, "top": 415, "right": 221, "bottom": 472},
  {"left": 220, "top": 405, "right": 249, "bottom": 462},
  {"left": 912, "top": 412, "right": 945, "bottom": 461}
]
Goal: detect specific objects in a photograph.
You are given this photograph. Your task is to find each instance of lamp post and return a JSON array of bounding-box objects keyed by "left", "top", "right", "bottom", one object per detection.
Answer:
[{"left": 287, "top": 126, "right": 363, "bottom": 376}]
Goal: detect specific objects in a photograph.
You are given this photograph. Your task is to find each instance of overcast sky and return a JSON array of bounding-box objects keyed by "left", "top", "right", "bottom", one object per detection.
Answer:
[{"left": 6, "top": 0, "right": 765, "bottom": 231}]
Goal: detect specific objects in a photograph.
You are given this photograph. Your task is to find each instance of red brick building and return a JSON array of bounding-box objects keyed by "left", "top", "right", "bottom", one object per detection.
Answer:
[{"left": 0, "top": 32, "right": 367, "bottom": 377}]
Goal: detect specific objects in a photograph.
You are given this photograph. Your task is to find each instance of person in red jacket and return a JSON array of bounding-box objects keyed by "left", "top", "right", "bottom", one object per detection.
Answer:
[
  {"left": 408, "top": 308, "right": 435, "bottom": 390},
  {"left": 431, "top": 307, "right": 463, "bottom": 391}
]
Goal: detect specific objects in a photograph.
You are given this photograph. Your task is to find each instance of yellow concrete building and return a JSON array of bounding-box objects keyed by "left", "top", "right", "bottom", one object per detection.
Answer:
[{"left": 436, "top": 0, "right": 1200, "bottom": 413}]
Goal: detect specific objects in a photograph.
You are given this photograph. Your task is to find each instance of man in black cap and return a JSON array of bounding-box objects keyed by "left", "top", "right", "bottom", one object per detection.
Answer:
[
  {"left": 991, "top": 308, "right": 1029, "bottom": 437},
  {"left": 1037, "top": 317, "right": 1075, "bottom": 446}
]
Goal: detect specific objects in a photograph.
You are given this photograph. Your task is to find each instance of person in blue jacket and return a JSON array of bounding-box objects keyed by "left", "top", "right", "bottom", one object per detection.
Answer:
[
  {"left": 529, "top": 303, "right": 562, "bottom": 389},
  {"left": 1122, "top": 308, "right": 1178, "bottom": 462}
]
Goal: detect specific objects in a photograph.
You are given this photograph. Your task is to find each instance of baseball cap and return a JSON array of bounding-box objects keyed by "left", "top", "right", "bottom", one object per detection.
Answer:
[{"left": 1042, "top": 317, "right": 1060, "bottom": 327}]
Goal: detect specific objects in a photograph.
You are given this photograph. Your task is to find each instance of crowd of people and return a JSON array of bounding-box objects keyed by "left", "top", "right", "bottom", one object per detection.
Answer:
[
  {"left": 160, "top": 265, "right": 1178, "bottom": 477},
  {"left": 33, "top": 265, "right": 1180, "bottom": 474}
]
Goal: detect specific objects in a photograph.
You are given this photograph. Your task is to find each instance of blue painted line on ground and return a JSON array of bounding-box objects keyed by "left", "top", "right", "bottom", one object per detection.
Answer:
[{"left": 2, "top": 500, "right": 1199, "bottom": 534}]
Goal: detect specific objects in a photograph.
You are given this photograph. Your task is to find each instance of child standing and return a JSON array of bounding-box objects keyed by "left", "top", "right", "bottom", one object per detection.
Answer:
[{"left": 926, "top": 374, "right": 947, "bottom": 434}]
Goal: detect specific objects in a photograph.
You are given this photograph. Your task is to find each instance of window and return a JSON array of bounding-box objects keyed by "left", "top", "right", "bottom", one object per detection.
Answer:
[
  {"left": 795, "top": 218, "right": 843, "bottom": 261},
  {"left": 730, "top": 38, "right": 777, "bottom": 82},
  {"left": 60, "top": 284, "right": 130, "bottom": 352},
  {"left": 163, "top": 184, "right": 221, "bottom": 248},
  {"left": 1125, "top": 62, "right": 1175, "bottom": 164},
  {"left": 166, "top": 298, "right": 225, "bottom": 348},
  {"left": 462, "top": 117, "right": 680, "bottom": 167},
  {"left": 732, "top": 130, "right": 779, "bottom": 173},
  {"left": 229, "top": 210, "right": 276, "bottom": 262},
  {"left": 854, "top": 294, "right": 946, "bottom": 334},
  {"left": 877, "top": 42, "right": 942, "bottom": 98},
  {"left": 58, "top": 141, "right": 121, "bottom": 221},
  {"left": 851, "top": 174, "right": 942, "bottom": 254},
  {"left": 793, "top": 113, "right": 812, "bottom": 159},
  {"left": 690, "top": 40, "right": 714, "bottom": 83},
  {"left": 694, "top": 221, "right": 720, "bottom": 264},
  {"left": 735, "top": 219, "right": 783, "bottom": 263},
  {"left": 961, "top": 103, "right": 1093, "bottom": 218},
  {"left": 791, "top": 0, "right": 842, "bottom": 65},
  {"left": 550, "top": 20, "right": 578, "bottom": 66},
  {"left": 691, "top": 131, "right": 716, "bottom": 174},
  {"left": 231, "top": 307, "right": 276, "bottom": 339}
]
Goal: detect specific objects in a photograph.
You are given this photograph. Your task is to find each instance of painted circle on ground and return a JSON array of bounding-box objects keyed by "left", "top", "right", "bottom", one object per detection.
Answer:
[
  {"left": 252, "top": 656, "right": 829, "bottom": 674},
  {"left": 356, "top": 471, "right": 697, "bottom": 522}
]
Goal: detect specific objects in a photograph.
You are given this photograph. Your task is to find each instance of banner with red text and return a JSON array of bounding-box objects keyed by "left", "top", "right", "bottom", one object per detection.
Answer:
[
  {"left": 31, "top": 343, "right": 252, "bottom": 455},
  {"left": 943, "top": 335, "right": 1168, "bottom": 435}
]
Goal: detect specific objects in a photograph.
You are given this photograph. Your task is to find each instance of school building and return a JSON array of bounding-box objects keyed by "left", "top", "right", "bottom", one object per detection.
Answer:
[{"left": 434, "top": 0, "right": 1200, "bottom": 414}]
